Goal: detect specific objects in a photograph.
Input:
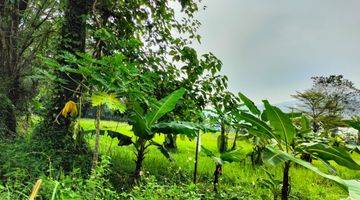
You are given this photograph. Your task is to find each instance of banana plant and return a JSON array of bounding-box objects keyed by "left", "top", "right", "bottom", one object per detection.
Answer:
[
  {"left": 88, "top": 93, "right": 217, "bottom": 184},
  {"left": 127, "top": 88, "right": 189, "bottom": 182},
  {"left": 236, "top": 93, "right": 360, "bottom": 200},
  {"left": 258, "top": 170, "right": 283, "bottom": 200},
  {"left": 201, "top": 146, "right": 244, "bottom": 192},
  {"left": 237, "top": 92, "right": 267, "bottom": 166}
]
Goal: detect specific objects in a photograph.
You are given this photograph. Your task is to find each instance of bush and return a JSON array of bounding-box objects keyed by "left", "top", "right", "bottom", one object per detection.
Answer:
[{"left": 40, "top": 156, "right": 119, "bottom": 200}]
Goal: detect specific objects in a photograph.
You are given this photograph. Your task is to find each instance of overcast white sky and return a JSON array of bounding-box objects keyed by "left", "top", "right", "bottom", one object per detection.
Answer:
[{"left": 192, "top": 0, "right": 360, "bottom": 104}]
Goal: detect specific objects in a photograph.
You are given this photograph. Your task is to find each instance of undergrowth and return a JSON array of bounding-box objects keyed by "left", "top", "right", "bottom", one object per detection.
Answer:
[{"left": 0, "top": 119, "right": 358, "bottom": 199}]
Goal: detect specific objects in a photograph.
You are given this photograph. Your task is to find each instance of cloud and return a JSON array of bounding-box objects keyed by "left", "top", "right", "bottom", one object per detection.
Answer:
[{"left": 193, "top": 0, "right": 360, "bottom": 103}]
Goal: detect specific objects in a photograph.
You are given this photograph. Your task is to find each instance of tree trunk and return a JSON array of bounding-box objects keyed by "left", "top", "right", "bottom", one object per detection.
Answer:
[
  {"left": 231, "top": 129, "right": 239, "bottom": 150},
  {"left": 29, "top": 0, "right": 92, "bottom": 173},
  {"left": 0, "top": 1, "right": 28, "bottom": 137},
  {"left": 46, "top": 0, "right": 89, "bottom": 123},
  {"left": 134, "top": 138, "right": 146, "bottom": 183},
  {"left": 6, "top": 74, "right": 21, "bottom": 136},
  {"left": 213, "top": 164, "right": 222, "bottom": 192},
  {"left": 91, "top": 106, "right": 101, "bottom": 171},
  {"left": 4, "top": 106, "right": 16, "bottom": 137},
  {"left": 41, "top": 0, "right": 89, "bottom": 144},
  {"left": 281, "top": 161, "right": 291, "bottom": 200},
  {"left": 193, "top": 131, "right": 200, "bottom": 184},
  {"left": 218, "top": 122, "right": 228, "bottom": 153},
  {"left": 300, "top": 120, "right": 319, "bottom": 163}
]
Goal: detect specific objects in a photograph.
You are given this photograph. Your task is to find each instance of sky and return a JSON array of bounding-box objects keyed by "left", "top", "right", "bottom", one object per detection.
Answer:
[{"left": 192, "top": 0, "right": 360, "bottom": 104}]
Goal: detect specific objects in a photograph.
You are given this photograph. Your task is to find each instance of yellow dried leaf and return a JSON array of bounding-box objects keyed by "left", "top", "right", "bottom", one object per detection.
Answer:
[
  {"left": 61, "top": 100, "right": 78, "bottom": 118},
  {"left": 29, "top": 179, "right": 42, "bottom": 200}
]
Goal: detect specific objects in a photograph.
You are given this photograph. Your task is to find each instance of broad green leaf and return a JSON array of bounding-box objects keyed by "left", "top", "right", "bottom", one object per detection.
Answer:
[
  {"left": 150, "top": 141, "right": 173, "bottom": 161},
  {"left": 238, "top": 92, "right": 261, "bottom": 116},
  {"left": 151, "top": 122, "right": 198, "bottom": 138},
  {"left": 82, "top": 129, "right": 133, "bottom": 146},
  {"left": 263, "top": 148, "right": 286, "bottom": 166},
  {"left": 317, "top": 157, "right": 337, "bottom": 174},
  {"left": 248, "top": 128, "right": 273, "bottom": 140},
  {"left": 201, "top": 146, "right": 244, "bottom": 165},
  {"left": 235, "top": 112, "right": 279, "bottom": 143},
  {"left": 304, "top": 143, "right": 360, "bottom": 170},
  {"left": 285, "top": 112, "right": 302, "bottom": 119},
  {"left": 201, "top": 146, "right": 222, "bottom": 165},
  {"left": 146, "top": 88, "right": 186, "bottom": 125},
  {"left": 194, "top": 123, "right": 218, "bottom": 133},
  {"left": 220, "top": 149, "right": 244, "bottom": 163},
  {"left": 263, "top": 100, "right": 296, "bottom": 147},
  {"left": 261, "top": 111, "right": 268, "bottom": 122},
  {"left": 91, "top": 92, "right": 126, "bottom": 113},
  {"left": 201, "top": 146, "right": 216, "bottom": 157},
  {"left": 130, "top": 111, "right": 153, "bottom": 140},
  {"left": 106, "top": 130, "right": 133, "bottom": 146},
  {"left": 300, "top": 115, "right": 311, "bottom": 132},
  {"left": 267, "top": 147, "right": 360, "bottom": 200}
]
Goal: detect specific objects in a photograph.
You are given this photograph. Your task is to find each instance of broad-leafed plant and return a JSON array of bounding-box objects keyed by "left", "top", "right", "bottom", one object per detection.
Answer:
[
  {"left": 258, "top": 170, "right": 283, "bottom": 200},
  {"left": 152, "top": 120, "right": 217, "bottom": 185},
  {"left": 201, "top": 146, "right": 244, "bottom": 192},
  {"left": 236, "top": 93, "right": 360, "bottom": 200},
  {"left": 237, "top": 92, "right": 268, "bottom": 166},
  {"left": 127, "top": 88, "right": 186, "bottom": 182}
]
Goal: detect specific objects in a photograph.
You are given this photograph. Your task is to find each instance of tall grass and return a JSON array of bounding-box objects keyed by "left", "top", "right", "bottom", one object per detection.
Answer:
[{"left": 80, "top": 119, "right": 360, "bottom": 200}]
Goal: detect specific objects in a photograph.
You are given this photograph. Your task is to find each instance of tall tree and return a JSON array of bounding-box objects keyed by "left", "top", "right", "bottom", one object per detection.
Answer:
[
  {"left": 292, "top": 75, "right": 360, "bottom": 132},
  {"left": 0, "top": 0, "right": 55, "bottom": 137},
  {"left": 312, "top": 75, "right": 360, "bottom": 117},
  {"left": 89, "top": 1, "right": 230, "bottom": 150},
  {"left": 40, "top": 0, "right": 91, "bottom": 154},
  {"left": 292, "top": 90, "right": 337, "bottom": 132}
]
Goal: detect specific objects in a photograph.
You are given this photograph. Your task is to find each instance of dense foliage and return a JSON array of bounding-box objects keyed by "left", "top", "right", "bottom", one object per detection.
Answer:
[{"left": 0, "top": 0, "right": 359, "bottom": 199}]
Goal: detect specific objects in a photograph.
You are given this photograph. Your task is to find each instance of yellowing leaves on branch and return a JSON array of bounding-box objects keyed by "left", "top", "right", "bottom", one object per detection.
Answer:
[{"left": 61, "top": 100, "right": 78, "bottom": 118}]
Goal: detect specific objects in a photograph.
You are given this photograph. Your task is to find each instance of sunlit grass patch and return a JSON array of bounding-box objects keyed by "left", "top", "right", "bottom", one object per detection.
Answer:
[{"left": 79, "top": 119, "right": 359, "bottom": 199}]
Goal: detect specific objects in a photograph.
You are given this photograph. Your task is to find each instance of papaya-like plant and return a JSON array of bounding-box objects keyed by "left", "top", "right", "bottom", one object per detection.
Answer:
[
  {"left": 236, "top": 93, "right": 360, "bottom": 200},
  {"left": 90, "top": 92, "right": 126, "bottom": 170}
]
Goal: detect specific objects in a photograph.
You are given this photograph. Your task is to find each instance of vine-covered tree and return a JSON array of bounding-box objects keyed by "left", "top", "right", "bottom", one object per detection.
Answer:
[{"left": 33, "top": 0, "right": 92, "bottom": 172}]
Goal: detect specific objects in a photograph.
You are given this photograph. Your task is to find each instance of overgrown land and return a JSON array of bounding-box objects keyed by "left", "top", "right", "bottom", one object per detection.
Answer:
[{"left": 0, "top": 1, "right": 359, "bottom": 199}]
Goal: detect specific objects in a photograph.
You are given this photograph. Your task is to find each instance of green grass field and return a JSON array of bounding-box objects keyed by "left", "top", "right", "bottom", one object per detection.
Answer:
[{"left": 79, "top": 119, "right": 360, "bottom": 200}]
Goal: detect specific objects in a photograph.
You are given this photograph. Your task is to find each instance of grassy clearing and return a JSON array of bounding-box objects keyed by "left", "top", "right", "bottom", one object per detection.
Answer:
[{"left": 80, "top": 119, "right": 360, "bottom": 200}]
